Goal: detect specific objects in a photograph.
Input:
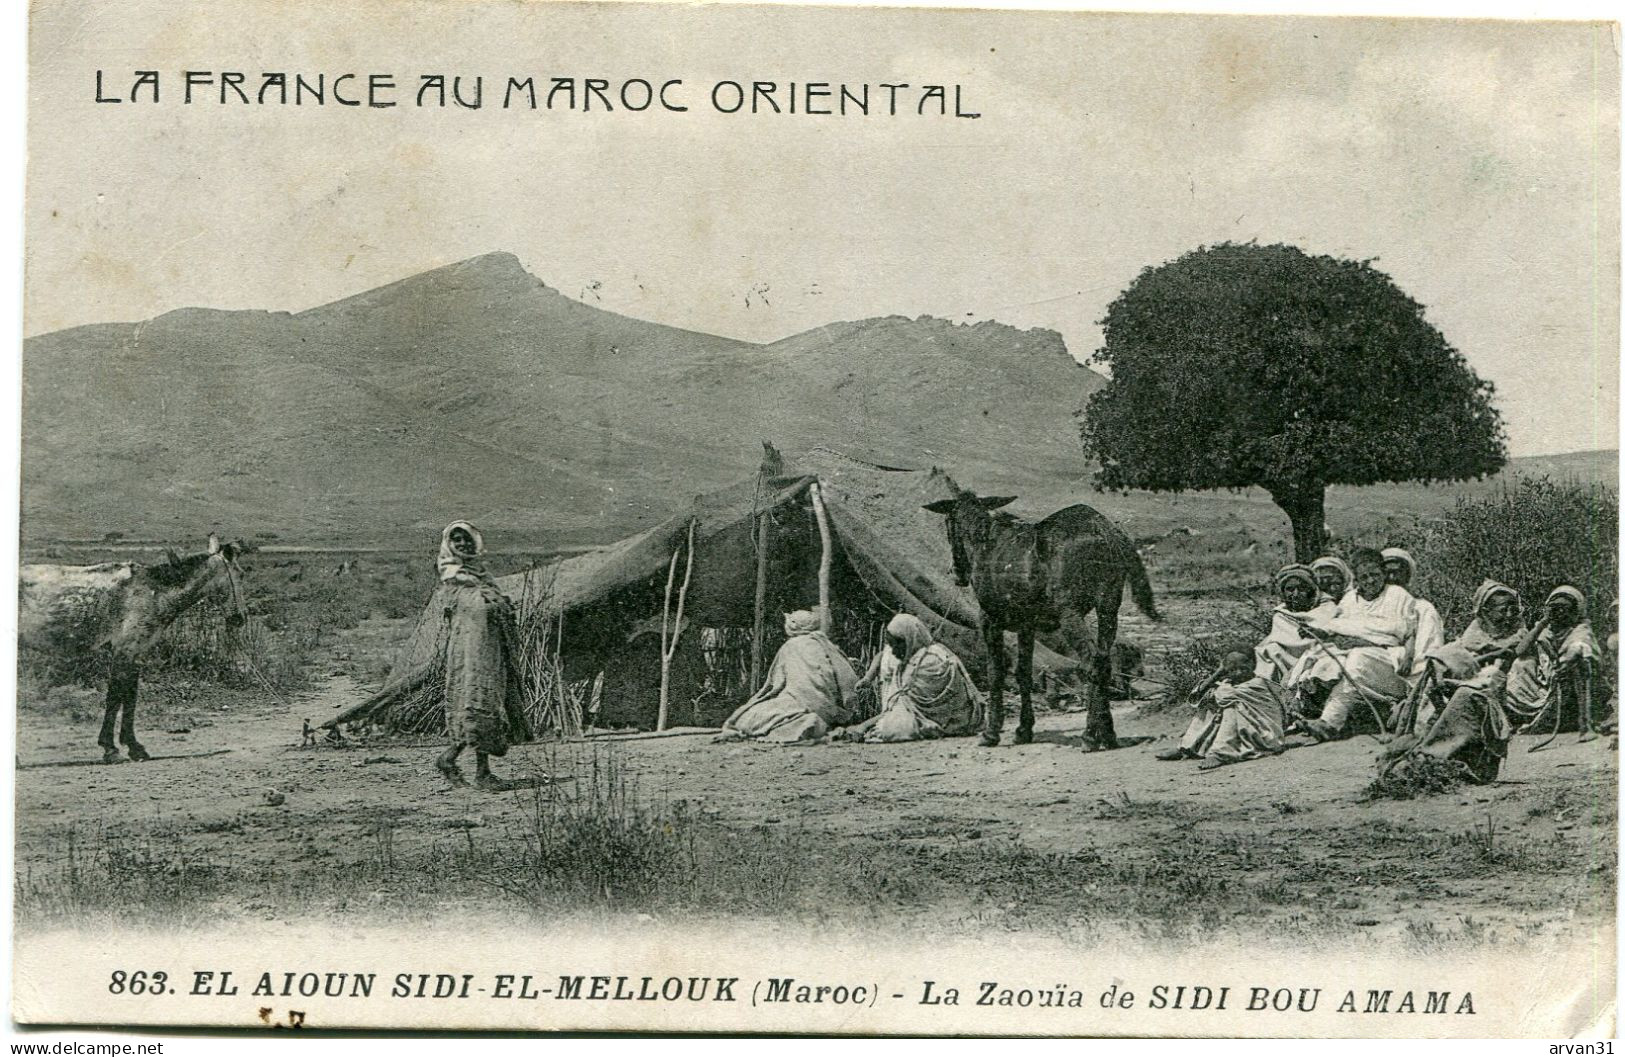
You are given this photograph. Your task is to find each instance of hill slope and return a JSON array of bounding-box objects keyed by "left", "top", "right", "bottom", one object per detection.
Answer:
[{"left": 22, "top": 252, "right": 1105, "bottom": 545}]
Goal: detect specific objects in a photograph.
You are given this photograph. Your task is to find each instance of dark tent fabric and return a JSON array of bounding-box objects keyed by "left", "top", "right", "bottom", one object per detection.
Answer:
[{"left": 348, "top": 445, "right": 1085, "bottom": 733}]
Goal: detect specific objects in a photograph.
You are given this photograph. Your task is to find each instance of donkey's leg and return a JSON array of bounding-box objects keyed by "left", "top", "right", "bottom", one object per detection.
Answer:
[
  {"left": 1014, "top": 627, "right": 1036, "bottom": 745},
  {"left": 97, "top": 665, "right": 123, "bottom": 764},
  {"left": 980, "top": 623, "right": 1006, "bottom": 748},
  {"left": 112, "top": 659, "right": 149, "bottom": 761},
  {"left": 1082, "top": 604, "right": 1120, "bottom": 752}
]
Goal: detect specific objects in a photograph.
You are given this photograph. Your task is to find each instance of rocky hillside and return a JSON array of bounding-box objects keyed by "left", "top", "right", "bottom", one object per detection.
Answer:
[{"left": 22, "top": 253, "right": 1105, "bottom": 545}]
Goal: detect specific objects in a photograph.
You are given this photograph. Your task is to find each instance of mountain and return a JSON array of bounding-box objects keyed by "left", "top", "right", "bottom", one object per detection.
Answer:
[{"left": 21, "top": 252, "right": 1107, "bottom": 546}]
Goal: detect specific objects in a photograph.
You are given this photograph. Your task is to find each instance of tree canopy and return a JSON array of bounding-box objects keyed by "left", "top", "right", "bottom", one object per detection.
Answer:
[{"left": 1079, "top": 242, "right": 1508, "bottom": 560}]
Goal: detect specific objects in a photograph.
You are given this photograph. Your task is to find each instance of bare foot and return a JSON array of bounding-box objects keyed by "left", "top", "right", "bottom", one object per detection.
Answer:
[
  {"left": 1300, "top": 719, "right": 1340, "bottom": 742},
  {"left": 1381, "top": 734, "right": 1419, "bottom": 758},
  {"left": 475, "top": 773, "right": 518, "bottom": 793},
  {"left": 101, "top": 747, "right": 123, "bottom": 765},
  {"left": 125, "top": 743, "right": 151, "bottom": 762},
  {"left": 436, "top": 758, "right": 469, "bottom": 787}
]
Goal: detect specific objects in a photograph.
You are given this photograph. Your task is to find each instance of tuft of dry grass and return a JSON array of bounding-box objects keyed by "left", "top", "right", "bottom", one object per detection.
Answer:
[{"left": 1362, "top": 754, "right": 1473, "bottom": 801}]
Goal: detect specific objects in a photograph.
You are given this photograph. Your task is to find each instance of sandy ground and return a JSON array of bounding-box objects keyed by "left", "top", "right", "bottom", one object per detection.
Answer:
[{"left": 14, "top": 612, "right": 1618, "bottom": 948}]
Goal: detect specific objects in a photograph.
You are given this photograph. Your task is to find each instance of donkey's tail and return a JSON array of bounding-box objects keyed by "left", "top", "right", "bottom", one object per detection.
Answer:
[{"left": 1127, "top": 548, "right": 1161, "bottom": 621}]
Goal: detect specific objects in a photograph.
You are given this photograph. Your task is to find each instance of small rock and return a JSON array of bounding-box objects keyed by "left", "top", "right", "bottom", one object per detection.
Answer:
[
  {"left": 1354, "top": 918, "right": 1379, "bottom": 927},
  {"left": 264, "top": 790, "right": 286, "bottom": 807}
]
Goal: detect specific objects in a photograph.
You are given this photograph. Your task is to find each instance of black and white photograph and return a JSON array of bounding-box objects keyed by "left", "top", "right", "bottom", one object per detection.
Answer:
[{"left": 9, "top": 0, "right": 1620, "bottom": 1037}]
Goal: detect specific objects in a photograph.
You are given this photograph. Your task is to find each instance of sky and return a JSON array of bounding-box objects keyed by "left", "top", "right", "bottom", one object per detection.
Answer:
[{"left": 22, "top": 0, "right": 1621, "bottom": 456}]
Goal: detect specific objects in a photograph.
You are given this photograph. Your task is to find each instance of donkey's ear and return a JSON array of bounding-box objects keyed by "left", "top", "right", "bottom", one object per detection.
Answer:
[
  {"left": 978, "top": 495, "right": 1018, "bottom": 510},
  {"left": 922, "top": 499, "right": 957, "bottom": 514}
]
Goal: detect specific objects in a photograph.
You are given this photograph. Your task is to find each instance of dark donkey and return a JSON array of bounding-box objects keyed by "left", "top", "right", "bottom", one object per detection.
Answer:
[
  {"left": 925, "top": 485, "right": 1159, "bottom": 750},
  {"left": 19, "top": 535, "right": 251, "bottom": 762}
]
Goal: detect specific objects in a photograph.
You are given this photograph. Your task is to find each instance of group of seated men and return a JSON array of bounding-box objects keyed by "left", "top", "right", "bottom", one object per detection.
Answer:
[
  {"left": 714, "top": 610, "right": 984, "bottom": 745},
  {"left": 1159, "top": 545, "right": 1609, "bottom": 780},
  {"left": 709, "top": 545, "right": 1610, "bottom": 784}
]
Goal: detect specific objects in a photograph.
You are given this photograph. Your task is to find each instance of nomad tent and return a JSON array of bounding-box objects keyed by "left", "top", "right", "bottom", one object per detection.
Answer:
[{"left": 336, "top": 444, "right": 1087, "bottom": 734}]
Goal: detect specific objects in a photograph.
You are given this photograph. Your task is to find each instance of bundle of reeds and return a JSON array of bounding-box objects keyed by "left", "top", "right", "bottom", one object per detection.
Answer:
[
  {"left": 357, "top": 569, "right": 590, "bottom": 738},
  {"left": 354, "top": 601, "right": 451, "bottom": 734},
  {"left": 513, "top": 568, "right": 587, "bottom": 738}
]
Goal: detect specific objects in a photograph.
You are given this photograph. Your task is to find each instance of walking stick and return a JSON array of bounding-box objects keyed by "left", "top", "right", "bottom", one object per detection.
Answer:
[
  {"left": 1527, "top": 680, "right": 1565, "bottom": 753},
  {"left": 1379, "top": 667, "right": 1488, "bottom": 778},
  {"left": 1274, "top": 610, "right": 1393, "bottom": 738},
  {"left": 1391, "top": 665, "right": 1436, "bottom": 738},
  {"left": 1576, "top": 671, "right": 1599, "bottom": 743},
  {"left": 1528, "top": 665, "right": 1597, "bottom": 751},
  {"left": 1187, "top": 665, "right": 1227, "bottom": 704},
  {"left": 1317, "top": 642, "right": 1393, "bottom": 738}
]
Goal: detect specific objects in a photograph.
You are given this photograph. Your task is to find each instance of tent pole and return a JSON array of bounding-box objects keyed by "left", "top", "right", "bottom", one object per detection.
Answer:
[
  {"left": 751, "top": 510, "right": 771, "bottom": 689},
  {"left": 658, "top": 549, "right": 679, "bottom": 731},
  {"left": 810, "top": 482, "right": 832, "bottom": 634},
  {"left": 658, "top": 520, "right": 697, "bottom": 732}
]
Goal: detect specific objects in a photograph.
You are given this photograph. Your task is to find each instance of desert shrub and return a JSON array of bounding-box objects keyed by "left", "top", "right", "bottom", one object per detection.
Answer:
[
  {"left": 1362, "top": 754, "right": 1472, "bottom": 801},
  {"left": 1141, "top": 634, "right": 1259, "bottom": 715},
  {"left": 1394, "top": 476, "right": 1618, "bottom": 636},
  {"left": 16, "top": 666, "right": 102, "bottom": 720}
]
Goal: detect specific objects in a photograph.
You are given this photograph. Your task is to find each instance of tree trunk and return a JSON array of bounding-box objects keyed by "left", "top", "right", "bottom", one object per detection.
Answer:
[{"left": 1272, "top": 484, "right": 1327, "bottom": 563}]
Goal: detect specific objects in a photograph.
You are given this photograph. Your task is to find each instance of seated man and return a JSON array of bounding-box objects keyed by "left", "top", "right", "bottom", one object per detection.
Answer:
[
  {"left": 1390, "top": 584, "right": 1600, "bottom": 782},
  {"left": 1381, "top": 547, "right": 1445, "bottom": 676},
  {"left": 715, "top": 609, "right": 857, "bottom": 743},
  {"left": 1392, "top": 579, "right": 1524, "bottom": 735},
  {"left": 1310, "top": 555, "right": 1353, "bottom": 604},
  {"left": 1512, "top": 586, "right": 1603, "bottom": 736},
  {"left": 1287, "top": 547, "right": 1419, "bottom": 741},
  {"left": 833, "top": 614, "right": 984, "bottom": 743},
  {"left": 1159, "top": 564, "right": 1333, "bottom": 769}
]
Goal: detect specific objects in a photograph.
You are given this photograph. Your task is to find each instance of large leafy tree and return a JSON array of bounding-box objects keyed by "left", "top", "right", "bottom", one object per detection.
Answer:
[{"left": 1080, "top": 243, "right": 1507, "bottom": 561}]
